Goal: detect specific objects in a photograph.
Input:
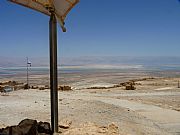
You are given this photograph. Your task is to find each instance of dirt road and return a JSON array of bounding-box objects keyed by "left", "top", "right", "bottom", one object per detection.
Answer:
[{"left": 0, "top": 87, "right": 180, "bottom": 135}]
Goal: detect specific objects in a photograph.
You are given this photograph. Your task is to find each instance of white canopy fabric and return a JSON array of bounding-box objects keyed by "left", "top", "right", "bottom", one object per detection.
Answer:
[{"left": 9, "top": 0, "right": 79, "bottom": 31}]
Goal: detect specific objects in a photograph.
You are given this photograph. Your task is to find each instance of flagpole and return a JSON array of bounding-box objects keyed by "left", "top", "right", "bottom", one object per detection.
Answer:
[{"left": 26, "top": 57, "right": 29, "bottom": 89}]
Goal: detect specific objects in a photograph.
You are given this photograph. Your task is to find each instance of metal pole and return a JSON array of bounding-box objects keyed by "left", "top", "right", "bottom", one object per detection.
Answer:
[
  {"left": 26, "top": 57, "right": 29, "bottom": 89},
  {"left": 49, "top": 10, "right": 58, "bottom": 134}
]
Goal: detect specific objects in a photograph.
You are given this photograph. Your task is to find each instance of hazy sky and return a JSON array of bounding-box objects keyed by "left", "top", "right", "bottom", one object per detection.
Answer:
[{"left": 0, "top": 0, "right": 180, "bottom": 58}]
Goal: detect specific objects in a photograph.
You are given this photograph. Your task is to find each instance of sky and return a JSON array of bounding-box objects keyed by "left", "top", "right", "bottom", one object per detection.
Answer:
[{"left": 0, "top": 0, "right": 180, "bottom": 58}]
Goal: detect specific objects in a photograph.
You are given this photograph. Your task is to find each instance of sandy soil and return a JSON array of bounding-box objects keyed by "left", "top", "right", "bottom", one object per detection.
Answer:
[{"left": 0, "top": 76, "right": 180, "bottom": 134}]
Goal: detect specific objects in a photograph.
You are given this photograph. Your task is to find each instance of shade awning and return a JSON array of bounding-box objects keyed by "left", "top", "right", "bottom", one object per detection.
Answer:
[{"left": 9, "top": 0, "right": 79, "bottom": 32}]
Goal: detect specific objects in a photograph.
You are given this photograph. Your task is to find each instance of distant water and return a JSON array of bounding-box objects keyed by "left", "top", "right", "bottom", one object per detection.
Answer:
[
  {"left": 0, "top": 67, "right": 123, "bottom": 77},
  {"left": 144, "top": 65, "right": 180, "bottom": 71},
  {"left": 0, "top": 67, "right": 49, "bottom": 78},
  {"left": 0, "top": 65, "right": 180, "bottom": 79}
]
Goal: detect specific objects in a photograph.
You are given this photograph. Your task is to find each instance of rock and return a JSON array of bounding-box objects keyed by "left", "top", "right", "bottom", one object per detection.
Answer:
[
  {"left": 38, "top": 121, "right": 51, "bottom": 134},
  {"left": 0, "top": 80, "right": 21, "bottom": 86},
  {"left": 125, "top": 84, "right": 136, "bottom": 90},
  {"left": 10, "top": 81, "right": 18, "bottom": 86},
  {"left": 108, "top": 123, "right": 119, "bottom": 135},
  {"left": 0, "top": 81, "right": 10, "bottom": 85},
  {"left": 135, "top": 83, "right": 142, "bottom": 85},
  {"left": 174, "top": 108, "right": 180, "bottom": 111},
  {"left": 59, "top": 120, "right": 72, "bottom": 129},
  {"left": 58, "top": 86, "right": 72, "bottom": 91},
  {"left": 24, "top": 84, "right": 30, "bottom": 89},
  {"left": 87, "top": 86, "right": 107, "bottom": 89},
  {"left": 39, "top": 87, "right": 45, "bottom": 90},
  {"left": 18, "top": 119, "right": 38, "bottom": 135},
  {"left": 0, "top": 119, "right": 52, "bottom": 135},
  {"left": 0, "top": 119, "right": 38, "bottom": 135},
  {"left": 32, "top": 86, "right": 39, "bottom": 89},
  {"left": 0, "top": 80, "right": 25, "bottom": 91}
]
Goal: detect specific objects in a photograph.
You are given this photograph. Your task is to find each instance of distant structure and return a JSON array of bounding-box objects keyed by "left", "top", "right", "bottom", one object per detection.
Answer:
[
  {"left": 26, "top": 57, "right": 31, "bottom": 89},
  {"left": 3, "top": 86, "right": 14, "bottom": 93}
]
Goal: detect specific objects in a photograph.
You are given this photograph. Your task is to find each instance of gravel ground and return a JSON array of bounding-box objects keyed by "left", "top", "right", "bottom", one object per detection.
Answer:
[{"left": 0, "top": 77, "right": 180, "bottom": 134}]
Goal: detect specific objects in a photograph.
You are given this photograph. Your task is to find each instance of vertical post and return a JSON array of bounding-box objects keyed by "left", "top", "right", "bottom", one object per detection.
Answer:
[
  {"left": 26, "top": 57, "right": 29, "bottom": 89},
  {"left": 49, "top": 10, "right": 58, "bottom": 134}
]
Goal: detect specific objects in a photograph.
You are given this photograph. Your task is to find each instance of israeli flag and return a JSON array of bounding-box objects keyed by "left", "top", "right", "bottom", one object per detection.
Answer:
[{"left": 27, "top": 61, "right": 31, "bottom": 67}]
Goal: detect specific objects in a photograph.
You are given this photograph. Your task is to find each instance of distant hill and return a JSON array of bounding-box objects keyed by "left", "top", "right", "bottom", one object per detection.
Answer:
[{"left": 0, "top": 56, "right": 180, "bottom": 68}]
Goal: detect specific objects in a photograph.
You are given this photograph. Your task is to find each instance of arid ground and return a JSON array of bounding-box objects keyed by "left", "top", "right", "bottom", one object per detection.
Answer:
[{"left": 0, "top": 70, "right": 180, "bottom": 135}]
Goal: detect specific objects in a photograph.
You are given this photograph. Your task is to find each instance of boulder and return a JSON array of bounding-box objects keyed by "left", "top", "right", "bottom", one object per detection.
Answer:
[
  {"left": 39, "top": 87, "right": 45, "bottom": 90},
  {"left": 37, "top": 121, "right": 51, "bottom": 134},
  {"left": 0, "top": 81, "right": 19, "bottom": 86},
  {"left": 0, "top": 81, "right": 10, "bottom": 85},
  {"left": 9, "top": 81, "right": 18, "bottom": 86},
  {"left": 59, "top": 119, "right": 72, "bottom": 129},
  {"left": 38, "top": 85, "right": 49, "bottom": 90},
  {"left": 31, "top": 86, "right": 39, "bottom": 89},
  {"left": 0, "top": 119, "right": 52, "bottom": 135},
  {"left": 24, "top": 84, "right": 30, "bottom": 89},
  {"left": 125, "top": 84, "right": 136, "bottom": 90},
  {"left": 58, "top": 86, "right": 72, "bottom": 91},
  {"left": 0, "top": 119, "right": 38, "bottom": 135}
]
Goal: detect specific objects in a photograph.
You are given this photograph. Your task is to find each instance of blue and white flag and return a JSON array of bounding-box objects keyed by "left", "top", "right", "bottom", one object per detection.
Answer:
[{"left": 27, "top": 61, "right": 31, "bottom": 67}]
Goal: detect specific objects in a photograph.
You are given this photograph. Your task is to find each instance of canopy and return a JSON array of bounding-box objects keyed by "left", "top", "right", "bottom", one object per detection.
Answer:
[{"left": 9, "top": 0, "right": 79, "bottom": 31}]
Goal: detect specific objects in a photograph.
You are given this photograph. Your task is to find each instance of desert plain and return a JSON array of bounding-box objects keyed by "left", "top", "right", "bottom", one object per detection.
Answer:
[{"left": 0, "top": 68, "right": 180, "bottom": 135}]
